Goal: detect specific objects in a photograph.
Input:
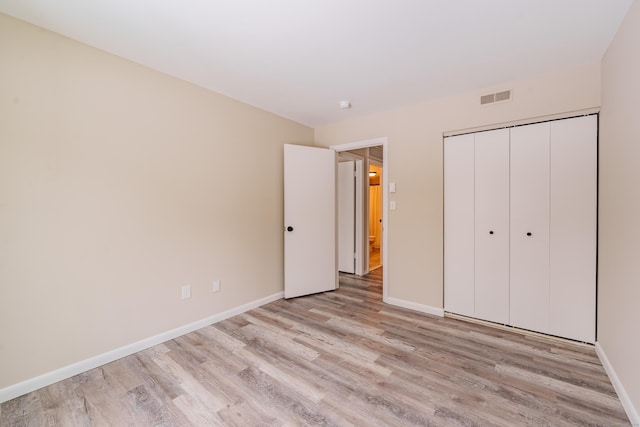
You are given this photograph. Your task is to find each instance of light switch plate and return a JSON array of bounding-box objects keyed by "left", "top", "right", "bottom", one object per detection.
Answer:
[{"left": 389, "top": 182, "right": 396, "bottom": 193}]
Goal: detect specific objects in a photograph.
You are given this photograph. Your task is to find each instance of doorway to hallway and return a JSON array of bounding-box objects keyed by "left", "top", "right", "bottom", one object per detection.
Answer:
[
  {"left": 333, "top": 137, "right": 388, "bottom": 301},
  {"left": 368, "top": 161, "right": 383, "bottom": 271}
]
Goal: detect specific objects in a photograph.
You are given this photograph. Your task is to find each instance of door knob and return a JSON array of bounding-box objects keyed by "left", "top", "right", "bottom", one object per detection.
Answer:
[
  {"left": 489, "top": 231, "right": 494, "bottom": 235},
  {"left": 526, "top": 232, "right": 532, "bottom": 236},
  {"left": 286, "top": 226, "right": 294, "bottom": 232}
]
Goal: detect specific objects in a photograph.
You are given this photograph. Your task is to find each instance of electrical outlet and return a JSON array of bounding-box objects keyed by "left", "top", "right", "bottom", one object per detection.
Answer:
[
  {"left": 181, "top": 285, "right": 191, "bottom": 300},
  {"left": 212, "top": 279, "right": 221, "bottom": 293}
]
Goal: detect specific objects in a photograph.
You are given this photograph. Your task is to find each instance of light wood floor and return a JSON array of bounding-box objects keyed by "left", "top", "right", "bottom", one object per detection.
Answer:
[
  {"left": 1, "top": 269, "right": 630, "bottom": 426},
  {"left": 369, "top": 247, "right": 381, "bottom": 271}
]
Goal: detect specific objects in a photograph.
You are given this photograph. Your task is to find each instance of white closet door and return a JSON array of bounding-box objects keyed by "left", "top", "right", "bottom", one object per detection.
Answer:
[
  {"left": 510, "top": 123, "right": 551, "bottom": 335},
  {"left": 549, "top": 116, "right": 597, "bottom": 343},
  {"left": 474, "top": 129, "right": 510, "bottom": 324},
  {"left": 444, "top": 134, "right": 475, "bottom": 317}
]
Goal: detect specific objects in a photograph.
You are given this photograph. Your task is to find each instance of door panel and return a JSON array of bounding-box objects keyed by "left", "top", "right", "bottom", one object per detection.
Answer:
[
  {"left": 549, "top": 116, "right": 597, "bottom": 342},
  {"left": 510, "top": 123, "right": 551, "bottom": 335},
  {"left": 338, "top": 161, "right": 355, "bottom": 273},
  {"left": 474, "top": 129, "right": 510, "bottom": 324},
  {"left": 284, "top": 144, "right": 337, "bottom": 298},
  {"left": 444, "top": 134, "right": 475, "bottom": 317}
]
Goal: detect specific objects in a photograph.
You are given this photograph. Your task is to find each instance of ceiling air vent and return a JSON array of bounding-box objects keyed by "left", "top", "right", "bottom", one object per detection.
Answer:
[
  {"left": 480, "top": 90, "right": 512, "bottom": 105},
  {"left": 495, "top": 90, "right": 511, "bottom": 102},
  {"left": 480, "top": 93, "right": 495, "bottom": 105}
]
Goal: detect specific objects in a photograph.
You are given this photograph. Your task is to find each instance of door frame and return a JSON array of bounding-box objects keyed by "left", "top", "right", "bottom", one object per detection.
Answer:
[{"left": 331, "top": 137, "right": 389, "bottom": 301}]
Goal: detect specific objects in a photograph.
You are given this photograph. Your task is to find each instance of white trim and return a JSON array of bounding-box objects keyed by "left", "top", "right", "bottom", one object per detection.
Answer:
[
  {"left": 336, "top": 151, "right": 364, "bottom": 162},
  {"left": 384, "top": 296, "right": 445, "bottom": 318},
  {"left": 0, "top": 292, "right": 284, "bottom": 404},
  {"left": 330, "top": 137, "right": 387, "bottom": 152},
  {"left": 443, "top": 107, "right": 600, "bottom": 138},
  {"left": 595, "top": 342, "right": 640, "bottom": 426},
  {"left": 331, "top": 137, "right": 389, "bottom": 300}
]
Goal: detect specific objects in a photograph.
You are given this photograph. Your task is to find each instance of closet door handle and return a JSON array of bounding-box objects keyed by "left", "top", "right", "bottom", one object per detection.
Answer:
[
  {"left": 489, "top": 231, "right": 494, "bottom": 235},
  {"left": 526, "top": 232, "right": 532, "bottom": 237}
]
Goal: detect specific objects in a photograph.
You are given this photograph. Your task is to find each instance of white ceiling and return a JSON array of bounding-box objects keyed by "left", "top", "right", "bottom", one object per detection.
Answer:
[{"left": 0, "top": 0, "right": 632, "bottom": 127}]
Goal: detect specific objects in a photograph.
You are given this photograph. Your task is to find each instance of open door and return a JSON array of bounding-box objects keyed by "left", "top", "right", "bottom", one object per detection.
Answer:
[
  {"left": 338, "top": 161, "right": 356, "bottom": 273},
  {"left": 284, "top": 144, "right": 337, "bottom": 298}
]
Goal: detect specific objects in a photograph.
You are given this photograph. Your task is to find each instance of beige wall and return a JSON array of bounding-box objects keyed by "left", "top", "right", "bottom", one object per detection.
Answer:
[
  {"left": 315, "top": 63, "right": 601, "bottom": 309},
  {"left": 0, "top": 13, "right": 312, "bottom": 389},
  {"left": 599, "top": 0, "right": 640, "bottom": 416}
]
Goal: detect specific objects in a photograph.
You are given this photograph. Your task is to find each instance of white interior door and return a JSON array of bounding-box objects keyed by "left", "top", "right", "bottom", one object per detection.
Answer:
[
  {"left": 284, "top": 144, "right": 337, "bottom": 299},
  {"left": 549, "top": 116, "right": 597, "bottom": 343},
  {"left": 474, "top": 129, "right": 510, "bottom": 324},
  {"left": 338, "top": 161, "right": 356, "bottom": 273},
  {"left": 510, "top": 123, "right": 551, "bottom": 335},
  {"left": 444, "top": 133, "right": 475, "bottom": 317}
]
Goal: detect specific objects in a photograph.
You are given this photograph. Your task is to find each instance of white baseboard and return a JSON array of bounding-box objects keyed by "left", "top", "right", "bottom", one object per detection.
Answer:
[
  {"left": 0, "top": 291, "right": 284, "bottom": 404},
  {"left": 595, "top": 342, "right": 640, "bottom": 426},
  {"left": 383, "top": 296, "right": 444, "bottom": 317}
]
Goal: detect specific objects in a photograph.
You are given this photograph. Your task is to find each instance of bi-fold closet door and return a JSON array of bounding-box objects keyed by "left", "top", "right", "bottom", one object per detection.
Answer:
[
  {"left": 444, "top": 128, "right": 510, "bottom": 325},
  {"left": 473, "top": 129, "right": 510, "bottom": 324},
  {"left": 546, "top": 117, "right": 597, "bottom": 343},
  {"left": 509, "top": 122, "right": 551, "bottom": 334},
  {"left": 444, "top": 115, "right": 597, "bottom": 343}
]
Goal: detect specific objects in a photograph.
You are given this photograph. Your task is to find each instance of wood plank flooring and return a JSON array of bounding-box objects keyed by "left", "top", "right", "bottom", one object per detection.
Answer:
[
  {"left": 1, "top": 269, "right": 630, "bottom": 426},
  {"left": 369, "top": 248, "right": 381, "bottom": 271}
]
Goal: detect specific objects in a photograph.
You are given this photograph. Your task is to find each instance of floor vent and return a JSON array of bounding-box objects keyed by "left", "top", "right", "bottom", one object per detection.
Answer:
[{"left": 480, "top": 90, "right": 512, "bottom": 105}]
